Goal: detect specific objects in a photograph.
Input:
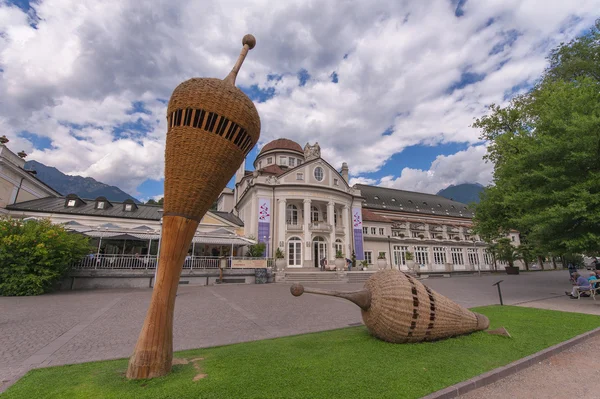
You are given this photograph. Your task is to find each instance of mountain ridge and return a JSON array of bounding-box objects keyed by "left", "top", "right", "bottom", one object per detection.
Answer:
[
  {"left": 24, "top": 160, "right": 141, "bottom": 203},
  {"left": 436, "top": 183, "right": 484, "bottom": 204}
]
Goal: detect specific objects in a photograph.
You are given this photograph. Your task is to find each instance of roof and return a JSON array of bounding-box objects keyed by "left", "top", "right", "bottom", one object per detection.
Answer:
[
  {"left": 211, "top": 211, "right": 244, "bottom": 226},
  {"left": 354, "top": 184, "right": 473, "bottom": 218},
  {"left": 259, "top": 138, "right": 303, "bottom": 155},
  {"left": 361, "top": 209, "right": 390, "bottom": 223},
  {"left": 259, "top": 164, "right": 286, "bottom": 176},
  {"left": 7, "top": 196, "right": 244, "bottom": 226}
]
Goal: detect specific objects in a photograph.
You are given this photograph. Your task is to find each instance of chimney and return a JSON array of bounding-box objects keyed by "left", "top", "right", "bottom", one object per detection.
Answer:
[{"left": 341, "top": 162, "right": 349, "bottom": 183}]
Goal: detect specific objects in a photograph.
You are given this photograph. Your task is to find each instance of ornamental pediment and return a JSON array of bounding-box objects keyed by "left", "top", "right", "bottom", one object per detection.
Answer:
[{"left": 410, "top": 223, "right": 425, "bottom": 230}]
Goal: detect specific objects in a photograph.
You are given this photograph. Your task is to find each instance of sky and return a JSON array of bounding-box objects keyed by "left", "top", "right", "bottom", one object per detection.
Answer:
[{"left": 0, "top": 0, "right": 598, "bottom": 201}]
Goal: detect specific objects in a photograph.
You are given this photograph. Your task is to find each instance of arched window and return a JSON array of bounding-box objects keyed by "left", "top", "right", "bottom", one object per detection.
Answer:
[
  {"left": 288, "top": 237, "right": 302, "bottom": 267},
  {"left": 311, "top": 206, "right": 320, "bottom": 222},
  {"left": 286, "top": 204, "right": 298, "bottom": 225}
]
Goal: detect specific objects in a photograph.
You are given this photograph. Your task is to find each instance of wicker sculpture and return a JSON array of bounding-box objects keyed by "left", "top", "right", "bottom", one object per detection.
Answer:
[
  {"left": 291, "top": 270, "right": 490, "bottom": 343},
  {"left": 127, "top": 34, "right": 260, "bottom": 379}
]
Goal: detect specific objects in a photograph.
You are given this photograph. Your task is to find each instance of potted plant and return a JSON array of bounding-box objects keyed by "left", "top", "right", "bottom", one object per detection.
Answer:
[
  {"left": 405, "top": 251, "right": 415, "bottom": 272},
  {"left": 496, "top": 238, "right": 520, "bottom": 275},
  {"left": 334, "top": 250, "right": 345, "bottom": 269},
  {"left": 360, "top": 259, "right": 369, "bottom": 271},
  {"left": 351, "top": 250, "right": 357, "bottom": 271},
  {"left": 377, "top": 253, "right": 387, "bottom": 269},
  {"left": 274, "top": 247, "right": 286, "bottom": 269}
]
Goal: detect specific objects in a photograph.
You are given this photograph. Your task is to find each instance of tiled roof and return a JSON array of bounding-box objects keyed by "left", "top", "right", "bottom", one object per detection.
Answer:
[
  {"left": 354, "top": 184, "right": 473, "bottom": 218},
  {"left": 361, "top": 209, "right": 390, "bottom": 223},
  {"left": 259, "top": 164, "right": 286, "bottom": 176},
  {"left": 6, "top": 196, "right": 244, "bottom": 226},
  {"left": 259, "top": 138, "right": 303, "bottom": 155}
]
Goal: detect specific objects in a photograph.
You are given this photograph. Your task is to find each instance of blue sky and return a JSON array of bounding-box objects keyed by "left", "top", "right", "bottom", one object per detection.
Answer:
[{"left": 1, "top": 0, "right": 598, "bottom": 201}]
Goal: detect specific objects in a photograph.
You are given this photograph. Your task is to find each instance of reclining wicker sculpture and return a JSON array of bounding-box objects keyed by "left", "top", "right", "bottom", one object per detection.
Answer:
[
  {"left": 127, "top": 34, "right": 260, "bottom": 379},
  {"left": 291, "top": 270, "right": 491, "bottom": 343}
]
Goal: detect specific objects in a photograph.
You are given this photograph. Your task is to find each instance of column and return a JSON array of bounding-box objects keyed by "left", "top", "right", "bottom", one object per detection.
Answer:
[
  {"left": 327, "top": 201, "right": 335, "bottom": 262},
  {"left": 303, "top": 199, "right": 311, "bottom": 263},
  {"left": 277, "top": 198, "right": 286, "bottom": 252},
  {"left": 342, "top": 205, "right": 350, "bottom": 257}
]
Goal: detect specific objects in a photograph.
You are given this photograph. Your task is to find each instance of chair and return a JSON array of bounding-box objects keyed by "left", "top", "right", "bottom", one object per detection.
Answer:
[{"left": 574, "top": 283, "right": 596, "bottom": 300}]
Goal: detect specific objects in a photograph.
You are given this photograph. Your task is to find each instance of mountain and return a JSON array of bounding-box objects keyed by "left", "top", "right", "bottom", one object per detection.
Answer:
[
  {"left": 436, "top": 183, "right": 484, "bottom": 205},
  {"left": 24, "top": 160, "right": 141, "bottom": 203}
]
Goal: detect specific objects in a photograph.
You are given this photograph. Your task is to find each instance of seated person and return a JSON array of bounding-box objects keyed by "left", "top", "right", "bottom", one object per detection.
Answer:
[{"left": 565, "top": 272, "right": 591, "bottom": 298}]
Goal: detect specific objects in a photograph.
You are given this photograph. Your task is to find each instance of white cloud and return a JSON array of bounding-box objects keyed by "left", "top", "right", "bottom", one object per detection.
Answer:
[
  {"left": 0, "top": 0, "right": 598, "bottom": 196},
  {"left": 377, "top": 145, "right": 493, "bottom": 194}
]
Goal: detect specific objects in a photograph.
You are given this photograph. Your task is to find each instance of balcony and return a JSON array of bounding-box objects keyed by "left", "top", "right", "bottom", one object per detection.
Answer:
[
  {"left": 286, "top": 223, "right": 303, "bottom": 232},
  {"left": 309, "top": 221, "right": 332, "bottom": 232},
  {"left": 335, "top": 225, "right": 345, "bottom": 234}
]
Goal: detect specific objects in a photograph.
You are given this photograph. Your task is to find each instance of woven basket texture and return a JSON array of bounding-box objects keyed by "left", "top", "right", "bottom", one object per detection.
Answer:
[
  {"left": 361, "top": 270, "right": 487, "bottom": 343},
  {"left": 164, "top": 77, "right": 260, "bottom": 220}
]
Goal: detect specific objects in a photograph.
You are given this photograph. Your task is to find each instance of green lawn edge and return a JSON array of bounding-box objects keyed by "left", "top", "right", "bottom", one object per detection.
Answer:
[{"left": 3, "top": 305, "right": 599, "bottom": 399}]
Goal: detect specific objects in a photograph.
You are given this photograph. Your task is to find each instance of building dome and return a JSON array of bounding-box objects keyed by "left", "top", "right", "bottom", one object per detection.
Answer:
[{"left": 259, "top": 138, "right": 303, "bottom": 155}]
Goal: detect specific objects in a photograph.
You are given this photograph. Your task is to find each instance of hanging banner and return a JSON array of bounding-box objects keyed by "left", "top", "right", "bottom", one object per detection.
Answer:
[
  {"left": 352, "top": 207, "right": 364, "bottom": 260},
  {"left": 257, "top": 199, "right": 271, "bottom": 255}
]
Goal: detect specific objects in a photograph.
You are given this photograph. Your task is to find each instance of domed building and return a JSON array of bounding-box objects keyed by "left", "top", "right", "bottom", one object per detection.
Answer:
[{"left": 220, "top": 138, "right": 518, "bottom": 272}]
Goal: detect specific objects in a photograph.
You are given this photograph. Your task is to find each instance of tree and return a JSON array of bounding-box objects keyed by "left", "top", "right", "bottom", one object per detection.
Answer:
[
  {"left": 495, "top": 238, "right": 520, "bottom": 268},
  {"left": 146, "top": 199, "right": 157, "bottom": 205},
  {"left": 0, "top": 218, "right": 91, "bottom": 296},
  {"left": 473, "top": 20, "right": 600, "bottom": 256}
]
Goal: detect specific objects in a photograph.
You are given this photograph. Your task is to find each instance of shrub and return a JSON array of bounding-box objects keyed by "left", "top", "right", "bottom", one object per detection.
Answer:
[
  {"left": 275, "top": 247, "right": 285, "bottom": 259},
  {"left": 335, "top": 250, "right": 344, "bottom": 258},
  {"left": 0, "top": 218, "right": 91, "bottom": 296}
]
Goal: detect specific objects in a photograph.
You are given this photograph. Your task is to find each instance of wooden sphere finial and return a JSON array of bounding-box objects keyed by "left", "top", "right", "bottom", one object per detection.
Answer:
[{"left": 242, "top": 34, "right": 256, "bottom": 50}]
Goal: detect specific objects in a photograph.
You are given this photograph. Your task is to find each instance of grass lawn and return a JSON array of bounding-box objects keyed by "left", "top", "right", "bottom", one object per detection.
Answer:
[{"left": 3, "top": 306, "right": 599, "bottom": 399}]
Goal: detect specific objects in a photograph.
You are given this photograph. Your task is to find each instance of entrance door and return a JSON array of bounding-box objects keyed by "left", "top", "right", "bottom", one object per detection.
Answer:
[
  {"left": 287, "top": 237, "right": 302, "bottom": 267},
  {"left": 313, "top": 236, "right": 327, "bottom": 268}
]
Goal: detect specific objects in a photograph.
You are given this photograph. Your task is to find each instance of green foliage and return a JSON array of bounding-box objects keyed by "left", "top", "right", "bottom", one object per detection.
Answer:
[
  {"left": 351, "top": 250, "right": 356, "bottom": 268},
  {"left": 473, "top": 21, "right": 600, "bottom": 256},
  {"left": 377, "top": 252, "right": 386, "bottom": 259},
  {"left": 246, "top": 237, "right": 266, "bottom": 258},
  {"left": 405, "top": 251, "right": 414, "bottom": 261},
  {"left": 360, "top": 259, "right": 368, "bottom": 268},
  {"left": 495, "top": 238, "right": 520, "bottom": 268},
  {"left": 274, "top": 247, "right": 284, "bottom": 259},
  {"left": 5, "top": 306, "right": 600, "bottom": 399},
  {"left": 335, "top": 249, "right": 344, "bottom": 258},
  {"left": 0, "top": 218, "right": 91, "bottom": 296}
]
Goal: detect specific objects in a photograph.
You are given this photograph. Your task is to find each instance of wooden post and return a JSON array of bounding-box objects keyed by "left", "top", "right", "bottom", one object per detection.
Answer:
[{"left": 126, "top": 215, "right": 199, "bottom": 379}]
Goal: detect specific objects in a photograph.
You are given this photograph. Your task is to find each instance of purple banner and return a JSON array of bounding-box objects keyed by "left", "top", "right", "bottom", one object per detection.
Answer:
[
  {"left": 352, "top": 208, "right": 364, "bottom": 260},
  {"left": 258, "top": 199, "right": 271, "bottom": 256}
]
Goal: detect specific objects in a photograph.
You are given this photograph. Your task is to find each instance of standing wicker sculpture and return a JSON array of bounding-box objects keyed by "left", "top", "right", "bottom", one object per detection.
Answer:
[
  {"left": 127, "top": 34, "right": 260, "bottom": 379},
  {"left": 291, "top": 270, "right": 491, "bottom": 343}
]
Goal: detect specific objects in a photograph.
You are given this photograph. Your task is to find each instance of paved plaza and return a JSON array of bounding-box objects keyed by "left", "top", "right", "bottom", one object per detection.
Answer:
[{"left": 1, "top": 270, "right": 597, "bottom": 393}]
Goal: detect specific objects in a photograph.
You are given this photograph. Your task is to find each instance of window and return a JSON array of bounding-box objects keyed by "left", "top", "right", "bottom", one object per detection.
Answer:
[
  {"left": 364, "top": 251, "right": 373, "bottom": 264},
  {"left": 280, "top": 157, "right": 287, "bottom": 166},
  {"left": 374, "top": 196, "right": 379, "bottom": 200},
  {"left": 371, "top": 227, "right": 376, "bottom": 235},
  {"left": 267, "top": 157, "right": 273, "bottom": 164},
  {"left": 314, "top": 167, "right": 324, "bottom": 181},
  {"left": 415, "top": 246, "right": 429, "bottom": 265},
  {"left": 451, "top": 248, "right": 464, "bottom": 265},
  {"left": 412, "top": 231, "right": 424, "bottom": 238},
  {"left": 335, "top": 239, "right": 343, "bottom": 254},
  {"left": 511, "top": 236, "right": 515, "bottom": 242},
  {"left": 258, "top": 161, "right": 262, "bottom": 169},
  {"left": 363, "top": 227, "right": 368, "bottom": 234},
  {"left": 297, "top": 159, "right": 303, "bottom": 165},
  {"left": 423, "top": 202, "right": 427, "bottom": 206},
  {"left": 334, "top": 178, "right": 339, "bottom": 186},
  {"left": 288, "top": 237, "right": 302, "bottom": 266},
  {"left": 379, "top": 228, "right": 384, "bottom": 235},
  {"left": 67, "top": 199, "right": 76, "bottom": 207},
  {"left": 392, "top": 230, "right": 404, "bottom": 237},
  {"left": 467, "top": 248, "right": 479, "bottom": 265},
  {"left": 311, "top": 206, "right": 320, "bottom": 222},
  {"left": 433, "top": 247, "right": 446, "bottom": 264},
  {"left": 125, "top": 204, "right": 133, "bottom": 211},
  {"left": 393, "top": 245, "right": 408, "bottom": 266},
  {"left": 286, "top": 204, "right": 298, "bottom": 225},
  {"left": 97, "top": 202, "right": 105, "bottom": 209},
  {"left": 289, "top": 157, "right": 295, "bottom": 167},
  {"left": 391, "top": 198, "right": 396, "bottom": 202},
  {"left": 296, "top": 172, "right": 304, "bottom": 180},
  {"left": 483, "top": 250, "right": 493, "bottom": 265}
]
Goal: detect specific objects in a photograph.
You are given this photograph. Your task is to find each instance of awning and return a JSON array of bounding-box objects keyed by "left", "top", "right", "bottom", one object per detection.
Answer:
[
  {"left": 80, "top": 231, "right": 161, "bottom": 240},
  {"left": 192, "top": 236, "right": 253, "bottom": 245}
]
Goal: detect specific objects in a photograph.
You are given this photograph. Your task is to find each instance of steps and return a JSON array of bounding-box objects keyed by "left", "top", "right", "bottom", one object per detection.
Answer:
[
  {"left": 282, "top": 272, "right": 343, "bottom": 284},
  {"left": 347, "top": 272, "right": 377, "bottom": 284}
]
